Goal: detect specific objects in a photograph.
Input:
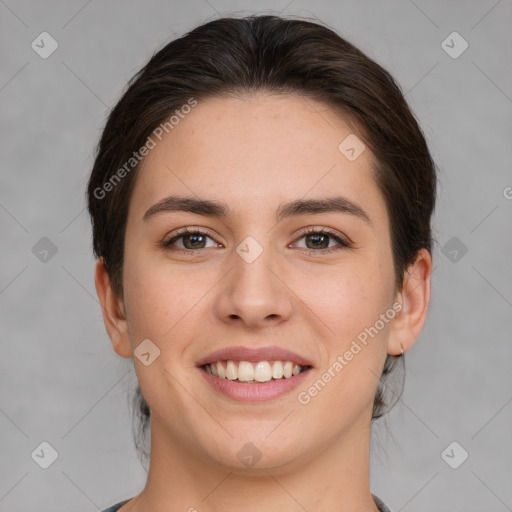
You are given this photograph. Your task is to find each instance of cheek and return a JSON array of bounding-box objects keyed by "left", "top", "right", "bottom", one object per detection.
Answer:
[
  {"left": 299, "top": 261, "right": 394, "bottom": 343},
  {"left": 122, "top": 249, "right": 232, "bottom": 377},
  {"left": 294, "top": 266, "right": 393, "bottom": 422},
  {"left": 121, "top": 253, "right": 209, "bottom": 410},
  {"left": 121, "top": 247, "right": 203, "bottom": 344}
]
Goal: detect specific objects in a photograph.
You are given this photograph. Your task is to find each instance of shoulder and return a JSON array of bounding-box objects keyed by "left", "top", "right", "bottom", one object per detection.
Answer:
[
  {"left": 101, "top": 498, "right": 133, "bottom": 512},
  {"left": 102, "top": 495, "right": 391, "bottom": 512},
  {"left": 372, "top": 493, "right": 394, "bottom": 512}
]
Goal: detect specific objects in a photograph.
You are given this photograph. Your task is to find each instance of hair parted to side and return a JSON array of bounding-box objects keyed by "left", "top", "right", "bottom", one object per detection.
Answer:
[{"left": 87, "top": 14, "right": 436, "bottom": 461}]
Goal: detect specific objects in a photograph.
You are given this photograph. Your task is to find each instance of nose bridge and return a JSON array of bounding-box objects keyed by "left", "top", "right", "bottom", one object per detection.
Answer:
[
  {"left": 233, "top": 234, "right": 280, "bottom": 300},
  {"left": 216, "top": 234, "right": 293, "bottom": 326}
]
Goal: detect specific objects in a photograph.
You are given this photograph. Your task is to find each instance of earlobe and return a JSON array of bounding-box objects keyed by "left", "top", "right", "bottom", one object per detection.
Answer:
[
  {"left": 388, "top": 248, "right": 432, "bottom": 356},
  {"left": 94, "top": 258, "right": 133, "bottom": 359}
]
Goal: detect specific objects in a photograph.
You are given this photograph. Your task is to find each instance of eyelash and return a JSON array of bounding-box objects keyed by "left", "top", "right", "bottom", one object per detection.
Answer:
[{"left": 161, "top": 226, "right": 352, "bottom": 256}]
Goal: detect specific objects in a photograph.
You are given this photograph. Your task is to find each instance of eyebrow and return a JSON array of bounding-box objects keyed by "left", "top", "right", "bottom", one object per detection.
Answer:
[{"left": 143, "top": 195, "right": 371, "bottom": 224}]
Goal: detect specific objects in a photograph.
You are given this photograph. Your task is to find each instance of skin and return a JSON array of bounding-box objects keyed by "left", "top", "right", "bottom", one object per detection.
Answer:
[{"left": 95, "top": 92, "right": 431, "bottom": 512}]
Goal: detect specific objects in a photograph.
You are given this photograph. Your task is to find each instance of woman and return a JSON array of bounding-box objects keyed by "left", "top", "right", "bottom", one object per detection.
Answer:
[{"left": 88, "top": 14, "right": 435, "bottom": 512}]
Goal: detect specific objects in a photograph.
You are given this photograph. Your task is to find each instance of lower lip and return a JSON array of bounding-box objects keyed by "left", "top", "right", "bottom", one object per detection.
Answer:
[{"left": 199, "top": 366, "right": 312, "bottom": 402}]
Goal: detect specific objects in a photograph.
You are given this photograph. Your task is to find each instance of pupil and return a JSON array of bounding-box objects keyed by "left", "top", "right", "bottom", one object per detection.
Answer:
[
  {"left": 184, "top": 234, "right": 205, "bottom": 249},
  {"left": 307, "top": 234, "right": 328, "bottom": 249}
]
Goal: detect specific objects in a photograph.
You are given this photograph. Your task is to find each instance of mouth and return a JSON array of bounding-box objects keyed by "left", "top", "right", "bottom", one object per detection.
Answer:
[
  {"left": 196, "top": 346, "right": 314, "bottom": 401},
  {"left": 202, "top": 360, "right": 312, "bottom": 383}
]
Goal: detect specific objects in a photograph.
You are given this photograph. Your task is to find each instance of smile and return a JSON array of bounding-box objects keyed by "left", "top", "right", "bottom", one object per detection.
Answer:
[
  {"left": 203, "top": 360, "right": 310, "bottom": 383},
  {"left": 196, "top": 345, "right": 314, "bottom": 401}
]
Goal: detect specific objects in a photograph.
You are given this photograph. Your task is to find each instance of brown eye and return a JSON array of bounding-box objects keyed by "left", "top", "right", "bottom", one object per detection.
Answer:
[
  {"left": 304, "top": 233, "right": 330, "bottom": 249},
  {"left": 293, "top": 228, "right": 351, "bottom": 254},
  {"left": 163, "top": 229, "right": 217, "bottom": 251},
  {"left": 181, "top": 233, "right": 208, "bottom": 249}
]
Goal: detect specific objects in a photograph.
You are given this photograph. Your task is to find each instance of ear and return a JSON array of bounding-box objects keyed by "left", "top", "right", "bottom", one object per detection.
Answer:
[
  {"left": 94, "top": 258, "right": 132, "bottom": 358},
  {"left": 388, "top": 248, "right": 432, "bottom": 355}
]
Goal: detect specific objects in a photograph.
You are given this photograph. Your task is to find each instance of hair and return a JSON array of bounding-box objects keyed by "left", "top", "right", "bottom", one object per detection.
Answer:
[{"left": 86, "top": 14, "right": 437, "bottom": 461}]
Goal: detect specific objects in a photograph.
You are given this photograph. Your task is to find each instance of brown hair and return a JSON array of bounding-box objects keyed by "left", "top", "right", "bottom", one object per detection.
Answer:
[{"left": 87, "top": 14, "right": 436, "bottom": 459}]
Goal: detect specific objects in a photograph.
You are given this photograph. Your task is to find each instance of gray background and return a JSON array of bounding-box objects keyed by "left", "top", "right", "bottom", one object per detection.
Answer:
[{"left": 1, "top": 1, "right": 511, "bottom": 511}]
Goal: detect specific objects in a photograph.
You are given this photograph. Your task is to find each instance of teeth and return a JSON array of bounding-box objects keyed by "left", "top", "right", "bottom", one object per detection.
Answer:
[
  {"left": 238, "top": 361, "right": 255, "bottom": 382},
  {"left": 216, "top": 361, "right": 225, "bottom": 379},
  {"left": 226, "top": 360, "right": 237, "bottom": 380},
  {"left": 204, "top": 360, "right": 307, "bottom": 383},
  {"left": 254, "top": 361, "right": 272, "bottom": 382},
  {"left": 272, "top": 361, "right": 283, "bottom": 379}
]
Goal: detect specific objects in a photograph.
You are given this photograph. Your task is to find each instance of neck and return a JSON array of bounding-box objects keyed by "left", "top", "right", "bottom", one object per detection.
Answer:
[{"left": 126, "top": 416, "right": 380, "bottom": 512}]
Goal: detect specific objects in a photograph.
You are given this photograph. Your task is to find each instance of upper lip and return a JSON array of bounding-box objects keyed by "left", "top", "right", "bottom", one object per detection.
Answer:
[{"left": 196, "top": 346, "right": 314, "bottom": 368}]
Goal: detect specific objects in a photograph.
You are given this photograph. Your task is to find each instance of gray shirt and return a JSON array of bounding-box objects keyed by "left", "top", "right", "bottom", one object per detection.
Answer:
[{"left": 101, "top": 493, "right": 393, "bottom": 512}]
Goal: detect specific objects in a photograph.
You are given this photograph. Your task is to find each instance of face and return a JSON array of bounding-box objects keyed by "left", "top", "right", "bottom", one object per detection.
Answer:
[{"left": 101, "top": 92, "right": 413, "bottom": 471}]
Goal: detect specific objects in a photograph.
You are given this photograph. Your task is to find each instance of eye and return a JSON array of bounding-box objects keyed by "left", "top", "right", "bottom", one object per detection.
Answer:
[
  {"left": 291, "top": 227, "right": 352, "bottom": 255},
  {"left": 162, "top": 228, "right": 219, "bottom": 253}
]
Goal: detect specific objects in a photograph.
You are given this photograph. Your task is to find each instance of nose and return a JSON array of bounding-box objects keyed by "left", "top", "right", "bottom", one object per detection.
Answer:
[{"left": 213, "top": 239, "right": 294, "bottom": 330}]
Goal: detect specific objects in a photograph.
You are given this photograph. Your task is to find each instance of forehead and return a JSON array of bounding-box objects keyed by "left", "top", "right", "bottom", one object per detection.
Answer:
[{"left": 129, "top": 92, "right": 386, "bottom": 223}]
